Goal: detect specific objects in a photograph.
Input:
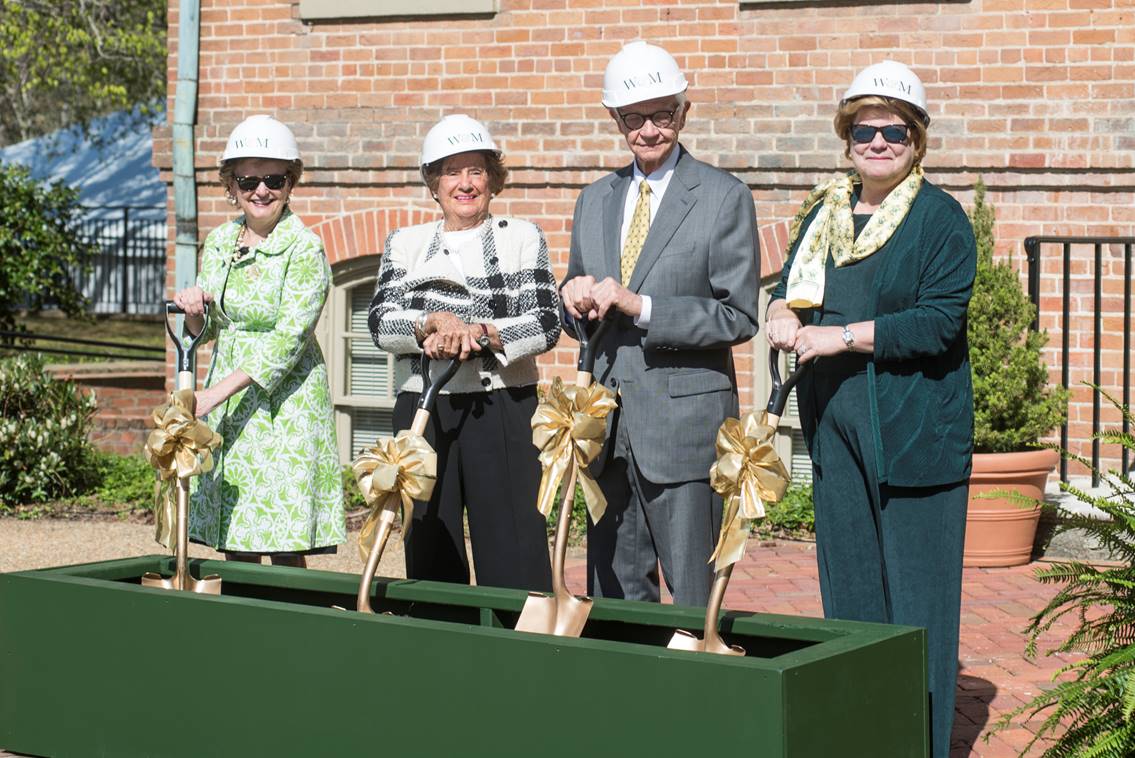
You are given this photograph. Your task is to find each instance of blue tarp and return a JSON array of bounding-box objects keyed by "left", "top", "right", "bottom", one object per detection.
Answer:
[{"left": 0, "top": 110, "right": 166, "bottom": 219}]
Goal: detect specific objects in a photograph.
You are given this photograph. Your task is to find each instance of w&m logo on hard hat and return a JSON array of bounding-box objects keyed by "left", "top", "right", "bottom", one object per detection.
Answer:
[
  {"left": 232, "top": 138, "right": 271, "bottom": 149},
  {"left": 872, "top": 76, "right": 912, "bottom": 95},
  {"left": 623, "top": 71, "right": 663, "bottom": 90},
  {"left": 447, "top": 132, "right": 486, "bottom": 146}
]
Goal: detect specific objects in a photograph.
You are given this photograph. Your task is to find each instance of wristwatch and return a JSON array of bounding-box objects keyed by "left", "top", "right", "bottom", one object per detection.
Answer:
[
  {"left": 841, "top": 326, "right": 855, "bottom": 351},
  {"left": 413, "top": 312, "right": 428, "bottom": 344},
  {"left": 475, "top": 323, "right": 492, "bottom": 350}
]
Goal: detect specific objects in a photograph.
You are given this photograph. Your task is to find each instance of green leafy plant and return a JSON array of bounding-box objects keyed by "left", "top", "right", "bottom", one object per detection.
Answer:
[
  {"left": 0, "top": 163, "right": 98, "bottom": 335},
  {"left": 754, "top": 482, "right": 815, "bottom": 539},
  {"left": 0, "top": 353, "right": 98, "bottom": 507},
  {"left": 968, "top": 178, "right": 1068, "bottom": 453},
  {"left": 545, "top": 482, "right": 588, "bottom": 545},
  {"left": 91, "top": 450, "right": 154, "bottom": 509},
  {"left": 342, "top": 464, "right": 368, "bottom": 513},
  {"left": 990, "top": 386, "right": 1135, "bottom": 756},
  {"left": 0, "top": 0, "right": 166, "bottom": 147}
]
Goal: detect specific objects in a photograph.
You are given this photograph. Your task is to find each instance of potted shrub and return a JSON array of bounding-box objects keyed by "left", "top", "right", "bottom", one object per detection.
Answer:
[{"left": 965, "top": 179, "right": 1068, "bottom": 567}]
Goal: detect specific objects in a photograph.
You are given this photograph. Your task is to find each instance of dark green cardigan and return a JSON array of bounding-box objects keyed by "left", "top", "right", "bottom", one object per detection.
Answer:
[{"left": 770, "top": 179, "right": 977, "bottom": 487}]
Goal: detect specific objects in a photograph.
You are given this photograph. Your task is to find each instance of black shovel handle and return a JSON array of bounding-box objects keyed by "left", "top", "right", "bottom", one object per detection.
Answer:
[
  {"left": 418, "top": 354, "right": 462, "bottom": 414},
  {"left": 576, "top": 316, "right": 612, "bottom": 375},
  {"left": 767, "top": 346, "right": 811, "bottom": 418},
  {"left": 165, "top": 301, "right": 210, "bottom": 373}
]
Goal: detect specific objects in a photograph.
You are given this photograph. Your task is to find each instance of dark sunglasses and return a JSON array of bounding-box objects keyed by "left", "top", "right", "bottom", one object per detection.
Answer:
[
  {"left": 234, "top": 174, "right": 289, "bottom": 192},
  {"left": 850, "top": 123, "right": 910, "bottom": 145},
  {"left": 616, "top": 109, "right": 677, "bottom": 131}
]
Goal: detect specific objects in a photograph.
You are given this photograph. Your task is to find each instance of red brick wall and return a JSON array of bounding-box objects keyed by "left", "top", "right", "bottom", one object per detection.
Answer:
[
  {"left": 155, "top": 0, "right": 1135, "bottom": 474},
  {"left": 49, "top": 366, "right": 166, "bottom": 455}
]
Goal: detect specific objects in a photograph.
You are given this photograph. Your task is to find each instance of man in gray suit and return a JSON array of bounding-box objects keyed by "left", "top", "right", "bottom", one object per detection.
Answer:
[{"left": 561, "top": 41, "right": 760, "bottom": 606}]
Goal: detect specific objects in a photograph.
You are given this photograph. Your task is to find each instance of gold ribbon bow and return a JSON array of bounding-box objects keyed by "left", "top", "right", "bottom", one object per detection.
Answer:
[
  {"left": 708, "top": 411, "right": 791, "bottom": 571},
  {"left": 143, "top": 389, "right": 223, "bottom": 549},
  {"left": 531, "top": 376, "right": 617, "bottom": 525},
  {"left": 353, "top": 432, "right": 437, "bottom": 561}
]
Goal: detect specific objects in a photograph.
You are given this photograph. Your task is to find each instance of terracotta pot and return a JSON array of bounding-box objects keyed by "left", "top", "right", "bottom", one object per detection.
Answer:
[{"left": 964, "top": 448, "right": 1059, "bottom": 568}]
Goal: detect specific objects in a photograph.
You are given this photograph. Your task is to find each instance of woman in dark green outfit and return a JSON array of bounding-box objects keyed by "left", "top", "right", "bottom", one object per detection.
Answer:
[{"left": 766, "top": 60, "right": 976, "bottom": 758}]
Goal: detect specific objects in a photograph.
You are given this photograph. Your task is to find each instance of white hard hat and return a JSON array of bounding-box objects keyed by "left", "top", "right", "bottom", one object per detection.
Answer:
[
  {"left": 841, "top": 60, "right": 930, "bottom": 125},
  {"left": 220, "top": 115, "right": 301, "bottom": 163},
  {"left": 419, "top": 114, "right": 500, "bottom": 170},
  {"left": 601, "top": 40, "right": 688, "bottom": 109}
]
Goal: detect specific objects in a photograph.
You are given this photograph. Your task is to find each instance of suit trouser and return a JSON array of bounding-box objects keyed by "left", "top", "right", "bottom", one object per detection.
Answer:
[
  {"left": 586, "top": 408, "right": 722, "bottom": 607},
  {"left": 393, "top": 386, "right": 553, "bottom": 593},
  {"left": 813, "top": 456, "right": 967, "bottom": 758}
]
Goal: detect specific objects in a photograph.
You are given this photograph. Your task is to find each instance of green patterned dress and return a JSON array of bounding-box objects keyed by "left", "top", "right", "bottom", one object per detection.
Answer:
[{"left": 189, "top": 210, "right": 346, "bottom": 553}]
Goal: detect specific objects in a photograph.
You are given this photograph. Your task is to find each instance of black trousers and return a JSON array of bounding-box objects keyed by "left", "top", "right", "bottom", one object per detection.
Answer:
[{"left": 393, "top": 386, "right": 552, "bottom": 593}]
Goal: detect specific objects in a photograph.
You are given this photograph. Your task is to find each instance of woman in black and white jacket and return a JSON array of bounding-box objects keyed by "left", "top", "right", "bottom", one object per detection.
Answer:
[{"left": 368, "top": 114, "right": 560, "bottom": 592}]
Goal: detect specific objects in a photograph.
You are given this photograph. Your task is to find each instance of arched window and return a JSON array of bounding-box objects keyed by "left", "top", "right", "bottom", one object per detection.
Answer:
[{"left": 317, "top": 255, "right": 395, "bottom": 463}]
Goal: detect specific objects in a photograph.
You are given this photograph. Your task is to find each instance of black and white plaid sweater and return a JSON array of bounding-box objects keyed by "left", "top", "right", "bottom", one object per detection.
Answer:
[{"left": 368, "top": 215, "right": 562, "bottom": 394}]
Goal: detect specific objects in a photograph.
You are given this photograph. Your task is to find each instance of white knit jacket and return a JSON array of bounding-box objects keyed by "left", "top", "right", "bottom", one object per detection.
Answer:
[{"left": 368, "top": 215, "right": 562, "bottom": 394}]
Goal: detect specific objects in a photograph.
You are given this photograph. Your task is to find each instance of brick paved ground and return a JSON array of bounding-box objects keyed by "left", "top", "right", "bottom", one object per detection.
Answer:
[{"left": 563, "top": 540, "right": 1076, "bottom": 758}]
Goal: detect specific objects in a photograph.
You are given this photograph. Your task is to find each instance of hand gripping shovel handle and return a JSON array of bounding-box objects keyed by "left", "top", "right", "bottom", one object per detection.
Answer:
[
  {"left": 356, "top": 355, "right": 461, "bottom": 613},
  {"left": 670, "top": 347, "right": 811, "bottom": 654},
  {"left": 515, "top": 315, "right": 609, "bottom": 637},
  {"left": 141, "top": 301, "right": 221, "bottom": 594},
  {"left": 166, "top": 300, "right": 210, "bottom": 391}
]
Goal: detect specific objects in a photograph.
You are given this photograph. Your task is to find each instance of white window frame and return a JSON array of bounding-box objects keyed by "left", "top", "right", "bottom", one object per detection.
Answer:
[
  {"left": 298, "top": 0, "right": 497, "bottom": 20},
  {"left": 318, "top": 255, "right": 395, "bottom": 464}
]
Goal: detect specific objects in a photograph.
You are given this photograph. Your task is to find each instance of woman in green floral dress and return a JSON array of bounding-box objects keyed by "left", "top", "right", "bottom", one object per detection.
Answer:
[{"left": 173, "top": 115, "right": 346, "bottom": 567}]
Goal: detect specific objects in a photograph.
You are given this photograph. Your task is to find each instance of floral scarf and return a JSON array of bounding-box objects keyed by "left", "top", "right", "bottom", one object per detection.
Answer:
[{"left": 784, "top": 165, "right": 924, "bottom": 308}]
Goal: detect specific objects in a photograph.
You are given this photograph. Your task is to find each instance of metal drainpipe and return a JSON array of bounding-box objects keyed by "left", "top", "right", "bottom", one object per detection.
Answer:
[{"left": 171, "top": 0, "right": 200, "bottom": 300}]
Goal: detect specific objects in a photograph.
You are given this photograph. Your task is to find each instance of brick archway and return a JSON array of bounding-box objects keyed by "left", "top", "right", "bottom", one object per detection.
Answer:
[{"left": 309, "top": 208, "right": 435, "bottom": 266}]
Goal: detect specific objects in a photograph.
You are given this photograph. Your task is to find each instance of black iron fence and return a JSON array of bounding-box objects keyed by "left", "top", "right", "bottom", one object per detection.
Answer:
[
  {"left": 0, "top": 331, "right": 164, "bottom": 362},
  {"left": 76, "top": 206, "right": 167, "bottom": 315},
  {"left": 1025, "top": 236, "right": 1135, "bottom": 484}
]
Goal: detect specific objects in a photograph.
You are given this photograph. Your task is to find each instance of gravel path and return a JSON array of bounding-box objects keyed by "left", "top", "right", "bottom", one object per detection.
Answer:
[{"left": 0, "top": 517, "right": 406, "bottom": 577}]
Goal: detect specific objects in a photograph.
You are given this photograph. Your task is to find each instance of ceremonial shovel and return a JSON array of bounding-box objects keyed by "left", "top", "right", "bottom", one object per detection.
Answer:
[
  {"left": 141, "top": 302, "right": 222, "bottom": 594},
  {"left": 514, "top": 317, "right": 611, "bottom": 637},
  {"left": 354, "top": 355, "right": 460, "bottom": 614},
  {"left": 667, "top": 347, "right": 809, "bottom": 655}
]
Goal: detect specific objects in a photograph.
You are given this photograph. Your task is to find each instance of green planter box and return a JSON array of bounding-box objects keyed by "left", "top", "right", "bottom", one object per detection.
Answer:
[{"left": 1, "top": 556, "right": 927, "bottom": 757}]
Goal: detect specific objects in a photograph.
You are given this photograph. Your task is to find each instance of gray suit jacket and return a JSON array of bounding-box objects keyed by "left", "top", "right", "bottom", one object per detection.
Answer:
[{"left": 564, "top": 146, "right": 760, "bottom": 484}]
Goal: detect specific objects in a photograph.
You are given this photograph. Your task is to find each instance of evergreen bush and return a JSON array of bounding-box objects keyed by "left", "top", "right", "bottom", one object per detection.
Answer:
[
  {"left": 968, "top": 179, "right": 1068, "bottom": 453},
  {"left": 0, "top": 162, "right": 97, "bottom": 335},
  {"left": 0, "top": 353, "right": 98, "bottom": 508}
]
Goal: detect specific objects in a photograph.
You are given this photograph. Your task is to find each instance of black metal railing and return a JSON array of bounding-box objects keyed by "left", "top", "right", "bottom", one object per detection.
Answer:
[
  {"left": 76, "top": 206, "right": 167, "bottom": 315},
  {"left": 1025, "top": 236, "right": 1135, "bottom": 484},
  {"left": 0, "top": 331, "right": 164, "bottom": 362}
]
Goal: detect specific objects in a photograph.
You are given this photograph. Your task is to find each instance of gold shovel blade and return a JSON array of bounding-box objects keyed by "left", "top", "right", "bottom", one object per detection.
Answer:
[
  {"left": 515, "top": 591, "right": 593, "bottom": 637},
  {"left": 667, "top": 628, "right": 746, "bottom": 656},
  {"left": 665, "top": 566, "right": 744, "bottom": 655},
  {"left": 141, "top": 571, "right": 222, "bottom": 595},
  {"left": 188, "top": 575, "right": 222, "bottom": 595}
]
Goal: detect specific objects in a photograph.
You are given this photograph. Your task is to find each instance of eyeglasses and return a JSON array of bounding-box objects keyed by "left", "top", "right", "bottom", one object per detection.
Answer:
[
  {"left": 616, "top": 109, "right": 677, "bottom": 131},
  {"left": 234, "top": 174, "right": 289, "bottom": 192},
  {"left": 850, "top": 124, "right": 910, "bottom": 145}
]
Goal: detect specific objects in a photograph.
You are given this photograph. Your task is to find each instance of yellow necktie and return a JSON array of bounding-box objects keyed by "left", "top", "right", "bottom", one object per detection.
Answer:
[{"left": 621, "top": 180, "right": 652, "bottom": 284}]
